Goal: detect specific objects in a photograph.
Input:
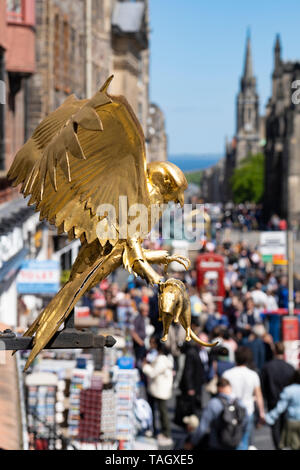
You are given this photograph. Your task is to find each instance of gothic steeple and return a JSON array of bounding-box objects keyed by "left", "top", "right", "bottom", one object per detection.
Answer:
[
  {"left": 274, "top": 34, "right": 282, "bottom": 72},
  {"left": 241, "top": 30, "right": 256, "bottom": 91},
  {"left": 243, "top": 31, "right": 253, "bottom": 79},
  {"left": 236, "top": 31, "right": 260, "bottom": 162}
]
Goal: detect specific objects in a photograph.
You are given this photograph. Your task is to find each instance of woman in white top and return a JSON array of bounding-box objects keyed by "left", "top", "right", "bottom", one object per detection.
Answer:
[{"left": 142, "top": 336, "right": 174, "bottom": 445}]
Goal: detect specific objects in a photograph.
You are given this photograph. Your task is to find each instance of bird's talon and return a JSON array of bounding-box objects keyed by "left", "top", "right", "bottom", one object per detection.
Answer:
[{"left": 164, "top": 255, "right": 190, "bottom": 272}]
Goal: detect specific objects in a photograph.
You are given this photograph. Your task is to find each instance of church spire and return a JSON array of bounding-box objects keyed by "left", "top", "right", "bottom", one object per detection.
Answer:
[
  {"left": 243, "top": 30, "right": 253, "bottom": 80},
  {"left": 236, "top": 30, "right": 260, "bottom": 162},
  {"left": 274, "top": 33, "right": 282, "bottom": 70}
]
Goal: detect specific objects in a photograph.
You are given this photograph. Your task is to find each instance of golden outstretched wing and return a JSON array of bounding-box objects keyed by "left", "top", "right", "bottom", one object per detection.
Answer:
[{"left": 7, "top": 76, "right": 150, "bottom": 245}]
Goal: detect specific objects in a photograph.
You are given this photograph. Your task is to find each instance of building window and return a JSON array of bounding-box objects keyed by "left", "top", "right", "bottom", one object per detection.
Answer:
[
  {"left": 7, "top": 0, "right": 21, "bottom": 13},
  {"left": 6, "top": 0, "right": 22, "bottom": 22}
]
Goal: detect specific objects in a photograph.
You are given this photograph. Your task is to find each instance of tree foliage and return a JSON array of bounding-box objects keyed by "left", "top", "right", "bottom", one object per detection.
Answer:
[
  {"left": 185, "top": 170, "right": 202, "bottom": 187},
  {"left": 231, "top": 153, "right": 264, "bottom": 203}
]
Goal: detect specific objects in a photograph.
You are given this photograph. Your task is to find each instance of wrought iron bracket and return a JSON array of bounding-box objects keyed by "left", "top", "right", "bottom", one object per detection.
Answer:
[{"left": 0, "top": 310, "right": 116, "bottom": 351}]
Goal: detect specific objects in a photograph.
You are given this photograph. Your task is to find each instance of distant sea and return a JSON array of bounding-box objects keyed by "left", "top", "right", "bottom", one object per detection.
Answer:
[{"left": 169, "top": 154, "right": 222, "bottom": 172}]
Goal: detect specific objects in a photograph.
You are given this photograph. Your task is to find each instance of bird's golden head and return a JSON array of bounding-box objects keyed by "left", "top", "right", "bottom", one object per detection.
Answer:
[{"left": 147, "top": 161, "right": 188, "bottom": 207}]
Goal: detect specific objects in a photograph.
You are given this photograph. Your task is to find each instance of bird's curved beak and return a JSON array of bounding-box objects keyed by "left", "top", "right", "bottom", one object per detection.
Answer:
[{"left": 178, "top": 193, "right": 184, "bottom": 208}]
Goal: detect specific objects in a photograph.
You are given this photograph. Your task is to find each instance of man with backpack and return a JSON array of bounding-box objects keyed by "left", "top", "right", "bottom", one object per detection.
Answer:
[
  {"left": 185, "top": 377, "right": 248, "bottom": 450},
  {"left": 223, "top": 346, "right": 265, "bottom": 449}
]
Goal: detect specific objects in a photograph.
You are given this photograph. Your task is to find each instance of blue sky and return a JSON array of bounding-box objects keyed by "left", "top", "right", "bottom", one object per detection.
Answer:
[{"left": 149, "top": 0, "right": 300, "bottom": 157}]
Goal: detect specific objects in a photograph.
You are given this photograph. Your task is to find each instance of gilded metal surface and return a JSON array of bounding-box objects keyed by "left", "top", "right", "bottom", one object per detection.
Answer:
[
  {"left": 7, "top": 76, "right": 214, "bottom": 371},
  {"left": 158, "top": 279, "right": 218, "bottom": 347}
]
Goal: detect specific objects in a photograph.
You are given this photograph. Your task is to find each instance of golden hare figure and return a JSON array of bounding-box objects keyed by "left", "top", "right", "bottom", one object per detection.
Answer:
[
  {"left": 8, "top": 76, "right": 191, "bottom": 370},
  {"left": 158, "top": 279, "right": 218, "bottom": 347}
]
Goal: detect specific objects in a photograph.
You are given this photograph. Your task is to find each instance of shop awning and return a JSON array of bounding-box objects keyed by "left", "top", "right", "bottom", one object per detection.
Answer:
[{"left": 0, "top": 247, "right": 29, "bottom": 284}]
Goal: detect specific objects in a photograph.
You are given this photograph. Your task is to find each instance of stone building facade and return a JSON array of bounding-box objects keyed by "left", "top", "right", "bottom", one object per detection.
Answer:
[
  {"left": 89, "top": 0, "right": 112, "bottom": 96},
  {"left": 0, "top": 0, "right": 36, "bottom": 196},
  {"left": 26, "top": 0, "right": 166, "bottom": 162},
  {"left": 0, "top": 1, "right": 47, "bottom": 329},
  {"left": 202, "top": 33, "right": 264, "bottom": 203},
  {"left": 201, "top": 158, "right": 225, "bottom": 203},
  {"left": 264, "top": 35, "right": 300, "bottom": 228},
  {"left": 110, "top": 1, "right": 167, "bottom": 161},
  {"left": 27, "top": 0, "right": 149, "bottom": 133},
  {"left": 26, "top": 0, "right": 87, "bottom": 136},
  {"left": 110, "top": 0, "right": 150, "bottom": 135},
  {"left": 146, "top": 103, "right": 167, "bottom": 162}
]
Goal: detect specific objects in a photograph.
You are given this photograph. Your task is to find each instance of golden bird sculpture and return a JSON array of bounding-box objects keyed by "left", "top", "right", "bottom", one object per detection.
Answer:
[{"left": 8, "top": 76, "right": 215, "bottom": 371}]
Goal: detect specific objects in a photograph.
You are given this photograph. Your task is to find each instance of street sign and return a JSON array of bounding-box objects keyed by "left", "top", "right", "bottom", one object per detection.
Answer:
[
  {"left": 260, "top": 231, "right": 287, "bottom": 265},
  {"left": 17, "top": 260, "right": 60, "bottom": 294}
]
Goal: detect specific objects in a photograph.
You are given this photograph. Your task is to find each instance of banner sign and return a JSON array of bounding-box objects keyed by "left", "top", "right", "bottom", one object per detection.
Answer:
[
  {"left": 17, "top": 260, "right": 60, "bottom": 294},
  {"left": 259, "top": 231, "right": 287, "bottom": 265}
]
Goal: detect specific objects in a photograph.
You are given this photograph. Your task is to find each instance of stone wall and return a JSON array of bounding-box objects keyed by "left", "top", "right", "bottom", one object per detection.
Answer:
[
  {"left": 146, "top": 103, "right": 167, "bottom": 162},
  {"left": 264, "top": 37, "right": 300, "bottom": 228}
]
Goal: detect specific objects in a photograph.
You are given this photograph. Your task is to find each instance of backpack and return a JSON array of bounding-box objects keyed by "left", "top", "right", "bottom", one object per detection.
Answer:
[
  {"left": 134, "top": 399, "right": 153, "bottom": 433},
  {"left": 217, "top": 396, "right": 246, "bottom": 449}
]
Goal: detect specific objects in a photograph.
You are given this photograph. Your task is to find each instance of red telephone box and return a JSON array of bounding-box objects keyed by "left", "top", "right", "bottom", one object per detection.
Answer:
[{"left": 196, "top": 253, "right": 225, "bottom": 314}]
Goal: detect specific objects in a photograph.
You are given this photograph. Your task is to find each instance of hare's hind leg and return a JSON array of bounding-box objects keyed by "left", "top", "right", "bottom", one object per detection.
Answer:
[
  {"left": 185, "top": 326, "right": 191, "bottom": 342},
  {"left": 161, "top": 312, "right": 173, "bottom": 342}
]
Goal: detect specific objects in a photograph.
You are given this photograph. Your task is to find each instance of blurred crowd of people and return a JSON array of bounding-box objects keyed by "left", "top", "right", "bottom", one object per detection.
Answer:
[
  {"left": 204, "top": 202, "right": 287, "bottom": 233},
  {"left": 75, "top": 234, "right": 300, "bottom": 450},
  {"left": 219, "top": 203, "right": 265, "bottom": 232}
]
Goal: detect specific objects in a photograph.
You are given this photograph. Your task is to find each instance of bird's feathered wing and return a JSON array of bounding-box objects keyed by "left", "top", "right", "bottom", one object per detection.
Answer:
[{"left": 7, "top": 76, "right": 150, "bottom": 245}]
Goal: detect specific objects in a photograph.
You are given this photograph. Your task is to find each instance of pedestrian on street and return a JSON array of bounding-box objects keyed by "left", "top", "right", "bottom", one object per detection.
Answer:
[
  {"left": 236, "top": 297, "right": 262, "bottom": 331},
  {"left": 261, "top": 344, "right": 296, "bottom": 449},
  {"left": 164, "top": 322, "right": 186, "bottom": 389},
  {"left": 265, "top": 369, "right": 300, "bottom": 450},
  {"left": 266, "top": 359, "right": 300, "bottom": 450},
  {"left": 277, "top": 276, "right": 289, "bottom": 309},
  {"left": 131, "top": 302, "right": 149, "bottom": 367},
  {"left": 178, "top": 334, "right": 207, "bottom": 419},
  {"left": 212, "top": 346, "right": 235, "bottom": 378},
  {"left": 244, "top": 324, "right": 266, "bottom": 371},
  {"left": 142, "top": 336, "right": 174, "bottom": 446},
  {"left": 223, "top": 346, "right": 265, "bottom": 450},
  {"left": 185, "top": 377, "right": 248, "bottom": 451}
]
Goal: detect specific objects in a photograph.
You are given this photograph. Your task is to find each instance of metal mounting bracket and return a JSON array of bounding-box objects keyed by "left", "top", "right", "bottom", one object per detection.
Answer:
[{"left": 0, "top": 310, "right": 116, "bottom": 351}]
